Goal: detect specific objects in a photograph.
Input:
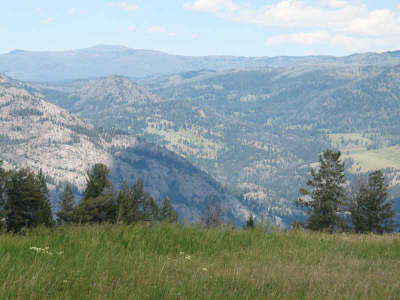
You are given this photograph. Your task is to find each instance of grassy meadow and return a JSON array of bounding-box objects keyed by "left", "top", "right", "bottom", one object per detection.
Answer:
[{"left": 0, "top": 224, "right": 399, "bottom": 299}]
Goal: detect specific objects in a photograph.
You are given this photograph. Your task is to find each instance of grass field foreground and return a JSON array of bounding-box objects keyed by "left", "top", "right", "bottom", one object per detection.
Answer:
[{"left": 0, "top": 224, "right": 399, "bottom": 299}]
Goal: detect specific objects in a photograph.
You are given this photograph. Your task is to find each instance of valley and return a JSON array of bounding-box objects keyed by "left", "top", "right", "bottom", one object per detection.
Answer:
[{"left": 1, "top": 46, "right": 400, "bottom": 226}]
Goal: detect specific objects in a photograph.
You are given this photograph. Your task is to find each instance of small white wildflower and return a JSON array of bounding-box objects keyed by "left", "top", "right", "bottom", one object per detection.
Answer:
[
  {"left": 29, "top": 246, "right": 53, "bottom": 256},
  {"left": 179, "top": 251, "right": 185, "bottom": 255},
  {"left": 202, "top": 267, "right": 208, "bottom": 272},
  {"left": 185, "top": 255, "right": 191, "bottom": 260},
  {"left": 62, "top": 280, "right": 69, "bottom": 284}
]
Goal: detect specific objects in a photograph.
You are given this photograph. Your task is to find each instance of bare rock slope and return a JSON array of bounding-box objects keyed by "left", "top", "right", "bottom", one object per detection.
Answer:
[{"left": 0, "top": 74, "right": 248, "bottom": 223}]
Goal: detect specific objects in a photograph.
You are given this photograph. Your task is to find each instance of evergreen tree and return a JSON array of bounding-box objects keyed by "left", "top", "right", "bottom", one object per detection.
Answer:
[
  {"left": 36, "top": 170, "right": 54, "bottom": 227},
  {"left": 202, "top": 196, "right": 223, "bottom": 228},
  {"left": 56, "top": 184, "right": 76, "bottom": 224},
  {"left": 0, "top": 161, "right": 7, "bottom": 229},
  {"left": 132, "top": 179, "right": 159, "bottom": 222},
  {"left": 78, "top": 164, "right": 117, "bottom": 223},
  {"left": 116, "top": 181, "right": 132, "bottom": 224},
  {"left": 297, "top": 150, "right": 346, "bottom": 233},
  {"left": 350, "top": 170, "right": 396, "bottom": 233},
  {"left": 159, "top": 198, "right": 178, "bottom": 223},
  {"left": 83, "top": 163, "right": 112, "bottom": 200},
  {"left": 77, "top": 192, "right": 117, "bottom": 224},
  {"left": 116, "top": 179, "right": 161, "bottom": 224},
  {"left": 245, "top": 214, "right": 255, "bottom": 229},
  {"left": 4, "top": 168, "right": 53, "bottom": 232}
]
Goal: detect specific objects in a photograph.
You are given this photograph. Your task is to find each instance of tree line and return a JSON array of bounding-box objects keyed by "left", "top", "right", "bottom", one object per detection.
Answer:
[
  {"left": 1, "top": 153, "right": 398, "bottom": 234},
  {"left": 296, "top": 149, "right": 397, "bottom": 233},
  {"left": 0, "top": 162, "right": 177, "bottom": 233}
]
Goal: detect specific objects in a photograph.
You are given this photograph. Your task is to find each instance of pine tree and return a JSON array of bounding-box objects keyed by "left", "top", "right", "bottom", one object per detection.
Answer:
[
  {"left": 350, "top": 170, "right": 396, "bottom": 233},
  {"left": 297, "top": 150, "right": 346, "bottom": 233},
  {"left": 4, "top": 168, "right": 53, "bottom": 232},
  {"left": 36, "top": 170, "right": 54, "bottom": 227},
  {"left": 116, "top": 181, "right": 131, "bottom": 224},
  {"left": 83, "top": 163, "right": 112, "bottom": 200},
  {"left": 56, "top": 184, "right": 76, "bottom": 224},
  {"left": 116, "top": 179, "right": 161, "bottom": 224},
  {"left": 132, "top": 179, "right": 159, "bottom": 222},
  {"left": 159, "top": 198, "right": 178, "bottom": 223},
  {"left": 0, "top": 161, "right": 7, "bottom": 230},
  {"left": 78, "top": 164, "right": 117, "bottom": 224},
  {"left": 245, "top": 214, "right": 255, "bottom": 229}
]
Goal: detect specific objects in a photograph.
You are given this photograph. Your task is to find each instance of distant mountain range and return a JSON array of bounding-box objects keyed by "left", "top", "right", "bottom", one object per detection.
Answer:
[
  {"left": 1, "top": 45, "right": 400, "bottom": 226},
  {"left": 0, "top": 73, "right": 249, "bottom": 224},
  {"left": 1, "top": 45, "right": 400, "bottom": 82}
]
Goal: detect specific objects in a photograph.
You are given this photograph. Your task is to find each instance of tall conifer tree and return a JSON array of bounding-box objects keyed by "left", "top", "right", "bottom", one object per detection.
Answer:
[
  {"left": 0, "top": 161, "right": 7, "bottom": 228},
  {"left": 57, "top": 184, "right": 76, "bottom": 224},
  {"left": 351, "top": 170, "right": 396, "bottom": 233},
  {"left": 116, "top": 181, "right": 134, "bottom": 224},
  {"left": 297, "top": 150, "right": 346, "bottom": 232},
  {"left": 36, "top": 170, "right": 54, "bottom": 227},
  {"left": 83, "top": 163, "right": 112, "bottom": 200},
  {"left": 159, "top": 198, "right": 178, "bottom": 223},
  {"left": 132, "top": 179, "right": 159, "bottom": 222},
  {"left": 78, "top": 164, "right": 117, "bottom": 223},
  {"left": 4, "top": 168, "right": 53, "bottom": 232}
]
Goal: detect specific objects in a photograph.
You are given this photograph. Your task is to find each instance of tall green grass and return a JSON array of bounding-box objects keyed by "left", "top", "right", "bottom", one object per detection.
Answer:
[{"left": 1, "top": 224, "right": 399, "bottom": 299}]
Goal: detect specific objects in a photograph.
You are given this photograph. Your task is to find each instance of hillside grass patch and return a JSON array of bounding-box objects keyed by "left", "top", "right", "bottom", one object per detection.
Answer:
[{"left": 0, "top": 224, "right": 399, "bottom": 299}]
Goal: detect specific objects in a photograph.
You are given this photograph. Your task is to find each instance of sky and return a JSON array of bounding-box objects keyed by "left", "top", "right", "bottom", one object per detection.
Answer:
[{"left": 1, "top": 0, "right": 400, "bottom": 57}]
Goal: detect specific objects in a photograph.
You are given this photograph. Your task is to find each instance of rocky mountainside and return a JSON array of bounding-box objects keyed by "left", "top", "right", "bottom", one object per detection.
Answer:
[
  {"left": 0, "top": 74, "right": 249, "bottom": 223},
  {"left": 1, "top": 45, "right": 400, "bottom": 82},
  {"left": 37, "top": 75, "right": 164, "bottom": 130},
  {"left": 37, "top": 65, "right": 400, "bottom": 225}
]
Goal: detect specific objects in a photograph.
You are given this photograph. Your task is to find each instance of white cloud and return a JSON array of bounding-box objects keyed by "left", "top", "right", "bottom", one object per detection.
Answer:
[
  {"left": 128, "top": 25, "right": 137, "bottom": 31},
  {"left": 147, "top": 26, "right": 177, "bottom": 37},
  {"left": 148, "top": 26, "right": 168, "bottom": 33},
  {"left": 185, "top": 0, "right": 400, "bottom": 52},
  {"left": 344, "top": 9, "right": 400, "bottom": 36},
  {"left": 267, "top": 31, "right": 330, "bottom": 45},
  {"left": 68, "top": 8, "right": 77, "bottom": 15},
  {"left": 42, "top": 18, "right": 55, "bottom": 24},
  {"left": 184, "top": 0, "right": 240, "bottom": 13},
  {"left": 34, "top": 8, "right": 43, "bottom": 14},
  {"left": 108, "top": 2, "right": 139, "bottom": 11},
  {"left": 319, "top": 0, "right": 348, "bottom": 9}
]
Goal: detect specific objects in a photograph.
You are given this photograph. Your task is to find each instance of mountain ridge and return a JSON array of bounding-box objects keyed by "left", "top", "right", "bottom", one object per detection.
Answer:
[{"left": 1, "top": 45, "right": 400, "bottom": 82}]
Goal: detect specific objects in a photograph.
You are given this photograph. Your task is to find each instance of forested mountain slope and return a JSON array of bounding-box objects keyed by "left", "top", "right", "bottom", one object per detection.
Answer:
[
  {"left": 0, "top": 74, "right": 249, "bottom": 223},
  {"left": 37, "top": 65, "right": 400, "bottom": 225}
]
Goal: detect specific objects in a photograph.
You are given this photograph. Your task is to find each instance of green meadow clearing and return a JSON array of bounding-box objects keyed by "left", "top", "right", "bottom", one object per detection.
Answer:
[{"left": 0, "top": 224, "right": 399, "bottom": 299}]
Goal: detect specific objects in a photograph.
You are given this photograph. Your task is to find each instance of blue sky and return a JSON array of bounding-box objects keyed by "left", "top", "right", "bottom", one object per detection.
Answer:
[{"left": 1, "top": 0, "right": 400, "bottom": 56}]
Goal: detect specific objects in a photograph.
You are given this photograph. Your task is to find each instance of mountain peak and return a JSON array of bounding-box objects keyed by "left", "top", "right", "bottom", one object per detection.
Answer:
[
  {"left": 8, "top": 49, "right": 26, "bottom": 55},
  {"left": 387, "top": 50, "right": 400, "bottom": 56},
  {"left": 69, "top": 75, "right": 163, "bottom": 109},
  {"left": 89, "top": 44, "right": 130, "bottom": 51}
]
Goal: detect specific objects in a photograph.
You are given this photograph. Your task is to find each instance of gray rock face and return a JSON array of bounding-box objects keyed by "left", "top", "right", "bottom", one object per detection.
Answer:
[{"left": 0, "top": 74, "right": 249, "bottom": 223}]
